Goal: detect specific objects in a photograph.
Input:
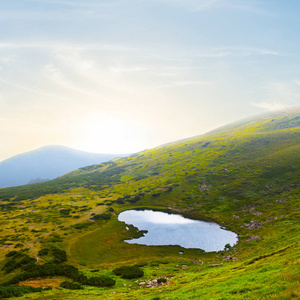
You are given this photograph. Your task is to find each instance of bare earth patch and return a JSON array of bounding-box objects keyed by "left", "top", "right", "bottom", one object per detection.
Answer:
[{"left": 18, "top": 276, "right": 65, "bottom": 289}]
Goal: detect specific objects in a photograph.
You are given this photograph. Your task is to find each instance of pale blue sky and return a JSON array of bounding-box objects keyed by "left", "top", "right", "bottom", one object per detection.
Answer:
[{"left": 0, "top": 0, "right": 299, "bottom": 160}]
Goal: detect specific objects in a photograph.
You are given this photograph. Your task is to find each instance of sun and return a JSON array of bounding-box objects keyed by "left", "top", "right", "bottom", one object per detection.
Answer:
[{"left": 75, "top": 112, "right": 149, "bottom": 154}]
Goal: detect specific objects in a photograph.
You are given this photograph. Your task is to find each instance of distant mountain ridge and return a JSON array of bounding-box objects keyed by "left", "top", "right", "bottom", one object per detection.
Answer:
[{"left": 0, "top": 145, "right": 126, "bottom": 188}]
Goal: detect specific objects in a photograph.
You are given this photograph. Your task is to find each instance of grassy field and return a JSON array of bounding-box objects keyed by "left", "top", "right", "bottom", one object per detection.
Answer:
[{"left": 0, "top": 109, "right": 299, "bottom": 299}]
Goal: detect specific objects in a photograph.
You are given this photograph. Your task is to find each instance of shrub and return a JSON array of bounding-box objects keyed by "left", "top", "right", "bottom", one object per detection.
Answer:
[
  {"left": 74, "top": 222, "right": 92, "bottom": 229},
  {"left": 224, "top": 243, "right": 232, "bottom": 250},
  {"left": 3, "top": 264, "right": 80, "bottom": 285},
  {"left": 82, "top": 276, "right": 116, "bottom": 287},
  {"left": 59, "top": 209, "right": 72, "bottom": 216},
  {"left": 151, "top": 193, "right": 160, "bottom": 198},
  {"left": 19, "top": 256, "right": 35, "bottom": 266},
  {"left": 0, "top": 286, "right": 43, "bottom": 298},
  {"left": 113, "top": 266, "right": 144, "bottom": 279},
  {"left": 52, "top": 248, "right": 67, "bottom": 263},
  {"left": 157, "top": 278, "right": 167, "bottom": 284},
  {"left": 38, "top": 248, "right": 49, "bottom": 256},
  {"left": 2, "top": 254, "right": 35, "bottom": 273},
  {"left": 48, "top": 233, "right": 63, "bottom": 243},
  {"left": 92, "top": 213, "right": 111, "bottom": 221},
  {"left": 2, "top": 260, "right": 19, "bottom": 273},
  {"left": 60, "top": 281, "right": 83, "bottom": 290},
  {"left": 3, "top": 263, "right": 115, "bottom": 288},
  {"left": 5, "top": 251, "right": 20, "bottom": 258},
  {"left": 134, "top": 262, "right": 147, "bottom": 267}
]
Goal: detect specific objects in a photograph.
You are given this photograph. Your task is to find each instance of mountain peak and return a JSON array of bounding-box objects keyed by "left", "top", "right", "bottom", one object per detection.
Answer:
[{"left": 0, "top": 146, "right": 126, "bottom": 188}]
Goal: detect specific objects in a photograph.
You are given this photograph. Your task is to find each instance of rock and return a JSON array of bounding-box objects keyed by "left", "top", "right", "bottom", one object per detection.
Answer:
[
  {"left": 139, "top": 277, "right": 169, "bottom": 288},
  {"left": 208, "top": 264, "right": 222, "bottom": 267},
  {"left": 252, "top": 212, "right": 262, "bottom": 216},
  {"left": 246, "top": 235, "right": 261, "bottom": 242},
  {"left": 244, "top": 220, "right": 262, "bottom": 229},
  {"left": 193, "top": 259, "right": 203, "bottom": 264}
]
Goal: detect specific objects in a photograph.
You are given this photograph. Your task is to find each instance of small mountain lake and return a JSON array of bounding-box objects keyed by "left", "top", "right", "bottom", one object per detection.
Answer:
[{"left": 118, "top": 209, "right": 238, "bottom": 252}]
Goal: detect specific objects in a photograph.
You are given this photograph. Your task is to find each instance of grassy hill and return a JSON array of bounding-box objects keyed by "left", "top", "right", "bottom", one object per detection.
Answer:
[{"left": 0, "top": 109, "right": 299, "bottom": 299}]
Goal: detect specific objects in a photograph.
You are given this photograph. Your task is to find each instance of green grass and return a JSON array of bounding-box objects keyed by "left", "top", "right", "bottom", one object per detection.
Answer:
[{"left": 0, "top": 108, "right": 299, "bottom": 299}]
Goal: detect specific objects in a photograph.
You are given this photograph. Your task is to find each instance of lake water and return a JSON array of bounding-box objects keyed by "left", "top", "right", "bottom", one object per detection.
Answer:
[{"left": 118, "top": 209, "right": 238, "bottom": 252}]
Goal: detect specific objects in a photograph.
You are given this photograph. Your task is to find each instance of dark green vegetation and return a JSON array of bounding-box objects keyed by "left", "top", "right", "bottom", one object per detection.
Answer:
[
  {"left": 0, "top": 286, "right": 46, "bottom": 299},
  {"left": 0, "top": 109, "right": 299, "bottom": 299},
  {"left": 113, "top": 266, "right": 144, "bottom": 279}
]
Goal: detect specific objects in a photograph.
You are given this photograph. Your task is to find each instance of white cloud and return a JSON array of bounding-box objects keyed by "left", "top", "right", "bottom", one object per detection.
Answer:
[
  {"left": 42, "top": 63, "right": 110, "bottom": 102},
  {"left": 156, "top": 80, "right": 211, "bottom": 89},
  {"left": 0, "top": 77, "right": 58, "bottom": 100},
  {"left": 0, "top": 42, "right": 137, "bottom": 52},
  {"left": 213, "top": 47, "right": 279, "bottom": 57},
  {"left": 251, "top": 101, "right": 287, "bottom": 111},
  {"left": 251, "top": 81, "right": 300, "bottom": 111}
]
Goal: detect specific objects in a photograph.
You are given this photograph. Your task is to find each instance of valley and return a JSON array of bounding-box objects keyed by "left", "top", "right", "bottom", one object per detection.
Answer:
[{"left": 0, "top": 109, "right": 299, "bottom": 299}]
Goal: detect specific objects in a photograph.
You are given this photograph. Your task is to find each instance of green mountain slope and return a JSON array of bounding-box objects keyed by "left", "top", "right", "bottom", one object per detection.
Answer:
[{"left": 0, "top": 109, "right": 299, "bottom": 299}]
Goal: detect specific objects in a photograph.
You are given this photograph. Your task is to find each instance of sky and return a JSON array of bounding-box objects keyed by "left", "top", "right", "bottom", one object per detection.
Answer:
[{"left": 0, "top": 0, "right": 300, "bottom": 161}]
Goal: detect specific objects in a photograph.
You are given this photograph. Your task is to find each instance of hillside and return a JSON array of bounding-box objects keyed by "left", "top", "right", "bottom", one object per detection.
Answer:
[
  {"left": 0, "top": 109, "right": 299, "bottom": 299},
  {"left": 0, "top": 146, "right": 125, "bottom": 188}
]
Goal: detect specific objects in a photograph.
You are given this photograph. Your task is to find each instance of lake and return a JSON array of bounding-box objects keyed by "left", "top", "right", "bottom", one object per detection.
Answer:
[{"left": 118, "top": 209, "right": 238, "bottom": 252}]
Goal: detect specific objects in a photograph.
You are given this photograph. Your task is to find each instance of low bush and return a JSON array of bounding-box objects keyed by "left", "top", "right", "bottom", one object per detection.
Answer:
[
  {"left": 37, "top": 248, "right": 49, "bottom": 256},
  {"left": 2, "top": 263, "right": 116, "bottom": 288},
  {"left": 224, "top": 243, "right": 232, "bottom": 250},
  {"left": 5, "top": 251, "right": 20, "bottom": 258},
  {"left": 59, "top": 209, "right": 72, "bottom": 216},
  {"left": 134, "top": 262, "right": 147, "bottom": 267},
  {"left": 2, "top": 254, "right": 35, "bottom": 273},
  {"left": 92, "top": 213, "right": 111, "bottom": 221},
  {"left": 0, "top": 286, "right": 43, "bottom": 299},
  {"left": 73, "top": 222, "right": 92, "bottom": 229},
  {"left": 157, "top": 278, "right": 167, "bottom": 284},
  {"left": 113, "top": 266, "right": 144, "bottom": 279},
  {"left": 3, "top": 264, "right": 79, "bottom": 285},
  {"left": 52, "top": 248, "right": 67, "bottom": 263},
  {"left": 2, "top": 260, "right": 19, "bottom": 273},
  {"left": 48, "top": 233, "right": 63, "bottom": 243},
  {"left": 82, "top": 276, "right": 115, "bottom": 287},
  {"left": 60, "top": 281, "right": 83, "bottom": 290}
]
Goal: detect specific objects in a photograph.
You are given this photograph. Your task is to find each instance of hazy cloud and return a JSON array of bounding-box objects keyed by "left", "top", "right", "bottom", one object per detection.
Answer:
[
  {"left": 251, "top": 101, "right": 288, "bottom": 111},
  {"left": 212, "top": 47, "right": 279, "bottom": 57},
  {"left": 156, "top": 80, "right": 212, "bottom": 89},
  {"left": 252, "top": 81, "right": 300, "bottom": 111}
]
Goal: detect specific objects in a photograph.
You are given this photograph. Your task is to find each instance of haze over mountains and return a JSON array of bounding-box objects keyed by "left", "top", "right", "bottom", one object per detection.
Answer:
[{"left": 0, "top": 146, "right": 125, "bottom": 188}]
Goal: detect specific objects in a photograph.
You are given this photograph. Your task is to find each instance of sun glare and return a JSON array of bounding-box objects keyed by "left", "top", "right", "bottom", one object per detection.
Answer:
[{"left": 75, "top": 112, "right": 147, "bottom": 154}]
